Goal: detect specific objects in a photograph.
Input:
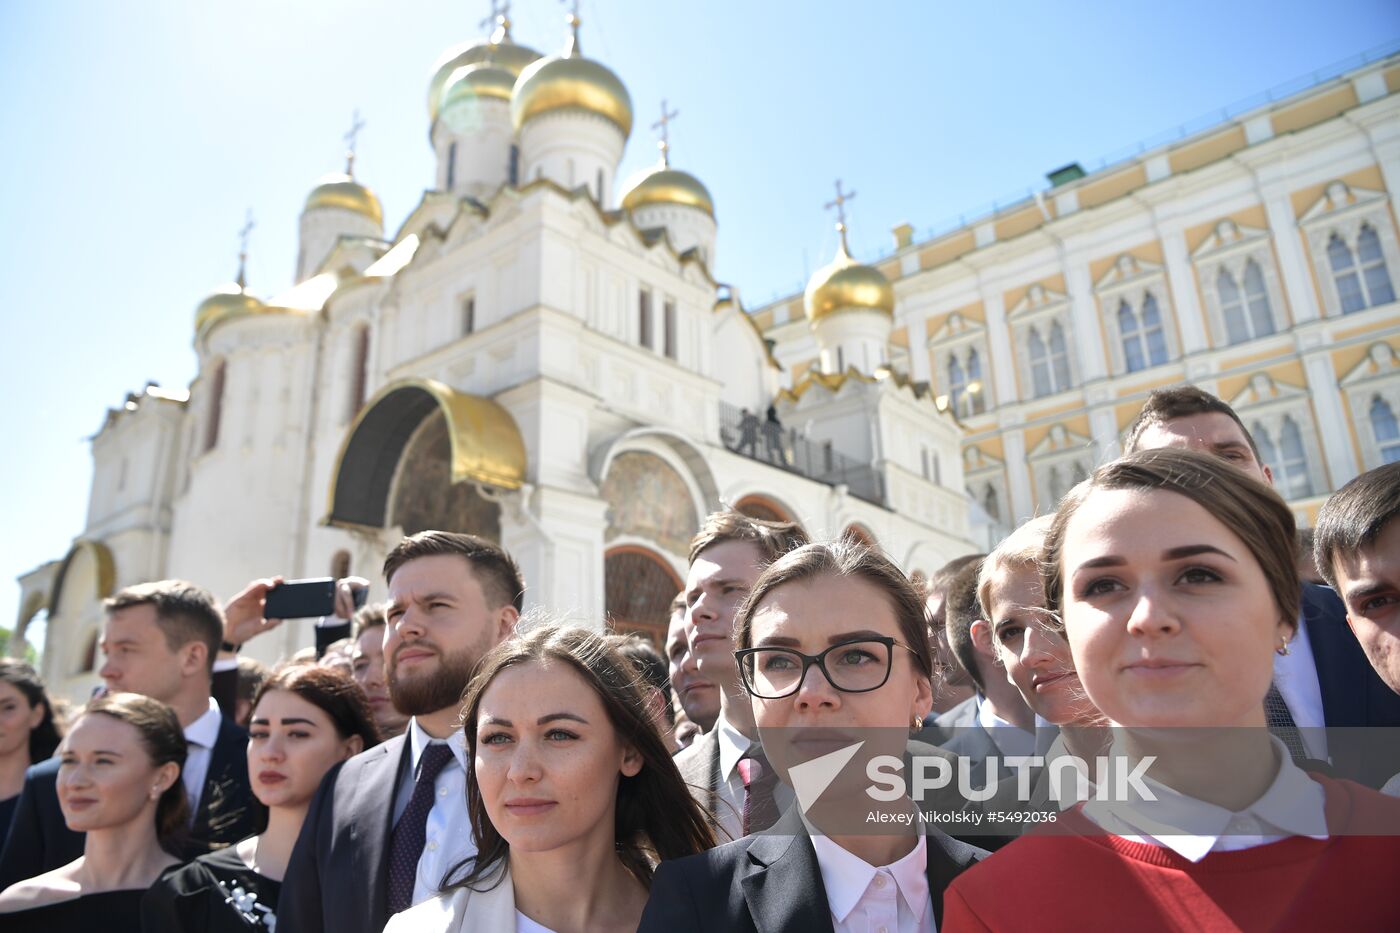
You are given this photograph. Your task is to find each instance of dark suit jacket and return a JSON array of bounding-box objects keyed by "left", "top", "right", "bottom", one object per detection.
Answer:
[
  {"left": 0, "top": 715, "right": 254, "bottom": 891},
  {"left": 277, "top": 732, "right": 410, "bottom": 933},
  {"left": 638, "top": 808, "right": 987, "bottom": 933}
]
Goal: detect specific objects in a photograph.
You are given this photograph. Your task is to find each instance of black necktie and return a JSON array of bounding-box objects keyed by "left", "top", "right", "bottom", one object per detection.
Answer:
[
  {"left": 386, "top": 743, "right": 456, "bottom": 914},
  {"left": 1264, "top": 683, "right": 1308, "bottom": 762}
]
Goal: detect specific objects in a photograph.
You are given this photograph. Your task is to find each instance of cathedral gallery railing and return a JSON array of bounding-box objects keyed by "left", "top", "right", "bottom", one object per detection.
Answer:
[{"left": 718, "top": 402, "right": 886, "bottom": 507}]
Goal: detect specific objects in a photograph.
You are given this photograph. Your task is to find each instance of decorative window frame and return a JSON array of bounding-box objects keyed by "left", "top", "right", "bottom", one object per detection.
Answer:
[
  {"left": 1299, "top": 181, "right": 1400, "bottom": 318},
  {"left": 963, "top": 445, "right": 1010, "bottom": 535},
  {"left": 1191, "top": 219, "right": 1287, "bottom": 346},
  {"left": 1339, "top": 342, "right": 1400, "bottom": 470},
  {"left": 1095, "top": 254, "right": 1179, "bottom": 376},
  {"left": 1227, "top": 373, "right": 1328, "bottom": 500},
  {"left": 927, "top": 311, "right": 993, "bottom": 416},
  {"left": 1027, "top": 423, "right": 1094, "bottom": 510},
  {"left": 1007, "top": 283, "right": 1079, "bottom": 398}
]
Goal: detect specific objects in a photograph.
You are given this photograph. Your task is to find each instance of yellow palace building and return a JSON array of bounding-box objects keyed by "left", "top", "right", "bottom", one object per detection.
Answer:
[{"left": 754, "top": 49, "right": 1400, "bottom": 545}]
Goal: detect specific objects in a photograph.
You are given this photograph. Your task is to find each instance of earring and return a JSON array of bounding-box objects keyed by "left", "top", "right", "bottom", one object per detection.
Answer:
[
  {"left": 912, "top": 715, "right": 924, "bottom": 731},
  {"left": 1276, "top": 639, "right": 1291, "bottom": 657}
]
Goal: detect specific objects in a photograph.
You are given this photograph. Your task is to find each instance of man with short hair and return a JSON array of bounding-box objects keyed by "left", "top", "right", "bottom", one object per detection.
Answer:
[
  {"left": 350, "top": 601, "right": 409, "bottom": 739},
  {"left": 665, "top": 590, "right": 718, "bottom": 735},
  {"left": 1125, "top": 385, "right": 1400, "bottom": 761},
  {"left": 0, "top": 580, "right": 255, "bottom": 889},
  {"left": 926, "top": 554, "right": 983, "bottom": 726},
  {"left": 674, "top": 509, "right": 807, "bottom": 840},
  {"left": 278, "top": 531, "right": 523, "bottom": 933},
  {"left": 611, "top": 634, "right": 680, "bottom": 751},
  {"left": 938, "top": 561, "right": 1034, "bottom": 764}
]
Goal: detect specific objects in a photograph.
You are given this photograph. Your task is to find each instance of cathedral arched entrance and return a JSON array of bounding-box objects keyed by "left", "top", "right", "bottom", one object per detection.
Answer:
[
  {"left": 326, "top": 378, "right": 526, "bottom": 539},
  {"left": 46, "top": 539, "right": 116, "bottom": 686},
  {"left": 604, "top": 546, "right": 683, "bottom": 647},
  {"left": 733, "top": 493, "right": 796, "bottom": 524}
]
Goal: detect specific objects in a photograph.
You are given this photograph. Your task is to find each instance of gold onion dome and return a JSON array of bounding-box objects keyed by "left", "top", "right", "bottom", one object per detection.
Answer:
[
  {"left": 621, "top": 164, "right": 714, "bottom": 217},
  {"left": 511, "top": 15, "right": 632, "bottom": 137},
  {"left": 441, "top": 61, "right": 516, "bottom": 108},
  {"left": 304, "top": 174, "right": 384, "bottom": 227},
  {"left": 804, "top": 241, "right": 895, "bottom": 323},
  {"left": 195, "top": 282, "right": 266, "bottom": 335},
  {"left": 427, "top": 18, "right": 542, "bottom": 121}
]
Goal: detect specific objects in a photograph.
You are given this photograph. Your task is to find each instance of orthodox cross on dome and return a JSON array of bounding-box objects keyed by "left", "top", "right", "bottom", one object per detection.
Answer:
[
  {"left": 236, "top": 210, "right": 255, "bottom": 288},
  {"left": 653, "top": 100, "right": 679, "bottom": 167},
  {"left": 481, "top": 0, "right": 512, "bottom": 42},
  {"left": 343, "top": 109, "right": 366, "bottom": 176},
  {"left": 560, "top": 0, "right": 581, "bottom": 56},
  {"left": 825, "top": 179, "right": 856, "bottom": 253}
]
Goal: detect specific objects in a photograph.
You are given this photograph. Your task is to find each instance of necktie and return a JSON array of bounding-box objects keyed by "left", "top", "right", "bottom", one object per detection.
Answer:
[
  {"left": 737, "top": 748, "right": 781, "bottom": 835},
  {"left": 387, "top": 743, "right": 456, "bottom": 914},
  {"left": 1264, "top": 683, "right": 1308, "bottom": 762}
]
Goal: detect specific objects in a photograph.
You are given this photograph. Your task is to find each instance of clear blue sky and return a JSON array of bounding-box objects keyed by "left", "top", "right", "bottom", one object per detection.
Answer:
[{"left": 2, "top": 0, "right": 1397, "bottom": 655}]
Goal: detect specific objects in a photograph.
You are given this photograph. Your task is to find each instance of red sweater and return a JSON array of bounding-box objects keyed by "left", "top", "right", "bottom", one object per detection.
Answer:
[{"left": 942, "top": 776, "right": 1400, "bottom": 932}]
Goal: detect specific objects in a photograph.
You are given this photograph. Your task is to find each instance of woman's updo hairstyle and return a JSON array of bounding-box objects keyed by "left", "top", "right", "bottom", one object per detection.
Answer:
[
  {"left": 82, "top": 692, "right": 189, "bottom": 856},
  {"left": 1041, "top": 447, "right": 1300, "bottom": 633}
]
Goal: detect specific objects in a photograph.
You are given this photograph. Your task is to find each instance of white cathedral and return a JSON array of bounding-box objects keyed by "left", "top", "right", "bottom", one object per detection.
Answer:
[{"left": 15, "top": 11, "right": 973, "bottom": 701}]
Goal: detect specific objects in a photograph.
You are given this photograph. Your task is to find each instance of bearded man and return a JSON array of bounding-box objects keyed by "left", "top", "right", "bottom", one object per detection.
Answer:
[{"left": 278, "top": 532, "right": 523, "bottom": 933}]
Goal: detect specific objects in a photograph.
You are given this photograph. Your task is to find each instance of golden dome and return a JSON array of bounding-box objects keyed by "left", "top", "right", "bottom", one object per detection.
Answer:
[
  {"left": 620, "top": 164, "right": 714, "bottom": 217},
  {"left": 194, "top": 283, "right": 266, "bottom": 335},
  {"left": 427, "top": 26, "right": 542, "bottom": 121},
  {"left": 441, "top": 62, "right": 516, "bottom": 109},
  {"left": 804, "top": 244, "right": 896, "bottom": 323},
  {"left": 511, "top": 52, "right": 632, "bottom": 137},
  {"left": 304, "top": 174, "right": 384, "bottom": 227}
]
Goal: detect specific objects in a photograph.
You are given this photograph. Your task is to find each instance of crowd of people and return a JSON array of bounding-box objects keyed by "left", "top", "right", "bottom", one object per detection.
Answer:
[{"left": 0, "top": 384, "right": 1398, "bottom": 931}]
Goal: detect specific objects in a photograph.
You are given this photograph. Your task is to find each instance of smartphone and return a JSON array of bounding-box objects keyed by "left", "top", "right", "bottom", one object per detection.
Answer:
[{"left": 263, "top": 578, "right": 338, "bottom": 619}]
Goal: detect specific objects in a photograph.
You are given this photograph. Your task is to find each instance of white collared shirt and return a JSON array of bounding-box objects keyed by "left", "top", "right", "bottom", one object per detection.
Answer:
[
  {"left": 1081, "top": 737, "right": 1328, "bottom": 862},
  {"left": 975, "top": 695, "right": 1034, "bottom": 759},
  {"left": 182, "top": 697, "right": 223, "bottom": 818},
  {"left": 1272, "top": 610, "right": 1328, "bottom": 760},
  {"left": 391, "top": 718, "right": 477, "bottom": 908},
  {"left": 713, "top": 710, "right": 754, "bottom": 841},
  {"left": 810, "top": 833, "right": 934, "bottom": 933}
]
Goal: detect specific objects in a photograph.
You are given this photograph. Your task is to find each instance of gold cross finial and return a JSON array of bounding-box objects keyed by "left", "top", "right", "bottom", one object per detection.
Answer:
[
  {"left": 825, "top": 179, "right": 856, "bottom": 253},
  {"left": 653, "top": 100, "right": 679, "bottom": 166},
  {"left": 561, "top": 0, "right": 581, "bottom": 56},
  {"left": 481, "top": 0, "right": 512, "bottom": 42},
  {"left": 343, "top": 109, "right": 366, "bottom": 176},
  {"left": 236, "top": 210, "right": 255, "bottom": 288}
]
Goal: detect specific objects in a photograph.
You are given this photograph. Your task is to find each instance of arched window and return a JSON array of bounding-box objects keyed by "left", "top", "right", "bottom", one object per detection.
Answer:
[
  {"left": 1329, "top": 233, "right": 1366, "bottom": 314},
  {"left": 966, "top": 349, "right": 985, "bottom": 414},
  {"left": 349, "top": 326, "right": 370, "bottom": 419},
  {"left": 1046, "top": 465, "right": 1067, "bottom": 504},
  {"left": 203, "top": 360, "right": 226, "bottom": 453},
  {"left": 446, "top": 141, "right": 457, "bottom": 190},
  {"left": 1370, "top": 396, "right": 1400, "bottom": 464},
  {"left": 1243, "top": 260, "right": 1275, "bottom": 338},
  {"left": 1118, "top": 301, "right": 1145, "bottom": 373},
  {"left": 983, "top": 485, "right": 1001, "bottom": 522},
  {"left": 1276, "top": 417, "right": 1313, "bottom": 499},
  {"left": 1049, "top": 322, "right": 1071, "bottom": 392},
  {"left": 1028, "top": 328, "right": 1051, "bottom": 397},
  {"left": 1141, "top": 293, "right": 1169, "bottom": 367},
  {"left": 1358, "top": 224, "right": 1396, "bottom": 308},
  {"left": 604, "top": 547, "right": 683, "bottom": 646},
  {"left": 1218, "top": 268, "right": 1250, "bottom": 345},
  {"left": 947, "top": 354, "right": 967, "bottom": 413}
]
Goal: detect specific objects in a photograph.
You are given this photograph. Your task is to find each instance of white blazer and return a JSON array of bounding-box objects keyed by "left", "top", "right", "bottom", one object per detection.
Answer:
[{"left": 382, "top": 865, "right": 518, "bottom": 933}]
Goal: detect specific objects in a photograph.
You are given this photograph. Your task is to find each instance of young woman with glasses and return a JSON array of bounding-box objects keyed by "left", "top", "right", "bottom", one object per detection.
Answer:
[
  {"left": 943, "top": 448, "right": 1400, "bottom": 931},
  {"left": 640, "top": 539, "right": 988, "bottom": 933}
]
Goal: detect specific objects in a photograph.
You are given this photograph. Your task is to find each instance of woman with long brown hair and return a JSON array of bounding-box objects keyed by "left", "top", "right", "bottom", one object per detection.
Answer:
[
  {"left": 0, "top": 659, "right": 63, "bottom": 841},
  {"left": 385, "top": 623, "right": 715, "bottom": 933}
]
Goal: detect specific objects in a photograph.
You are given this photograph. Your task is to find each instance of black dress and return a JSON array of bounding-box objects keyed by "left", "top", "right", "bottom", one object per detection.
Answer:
[
  {"left": 0, "top": 794, "right": 18, "bottom": 844},
  {"left": 141, "top": 845, "right": 280, "bottom": 932},
  {"left": 2, "top": 889, "right": 146, "bottom": 932}
]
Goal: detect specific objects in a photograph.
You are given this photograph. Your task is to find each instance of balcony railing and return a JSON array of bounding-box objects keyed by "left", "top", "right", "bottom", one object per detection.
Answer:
[{"left": 719, "top": 401, "right": 886, "bottom": 506}]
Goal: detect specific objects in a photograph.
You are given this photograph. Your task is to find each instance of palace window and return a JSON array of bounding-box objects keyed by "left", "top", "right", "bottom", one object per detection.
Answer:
[
  {"left": 1370, "top": 396, "right": 1400, "bottom": 465},
  {"left": 983, "top": 485, "right": 1001, "bottom": 522},
  {"left": 638, "top": 289, "right": 654, "bottom": 349},
  {"left": 1118, "top": 293, "right": 1169, "bottom": 373},
  {"left": 1328, "top": 224, "right": 1395, "bottom": 314},
  {"left": 1217, "top": 261, "right": 1275, "bottom": 344},
  {"left": 462, "top": 295, "right": 476, "bottom": 336},
  {"left": 663, "top": 300, "right": 677, "bottom": 359},
  {"left": 1027, "top": 322, "right": 1071, "bottom": 397},
  {"left": 1254, "top": 415, "right": 1314, "bottom": 499}
]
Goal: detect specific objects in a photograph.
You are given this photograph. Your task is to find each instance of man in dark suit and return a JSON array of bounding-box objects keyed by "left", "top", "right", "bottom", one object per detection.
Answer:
[
  {"left": 0, "top": 580, "right": 254, "bottom": 889},
  {"left": 277, "top": 532, "right": 523, "bottom": 933},
  {"left": 673, "top": 510, "right": 807, "bottom": 841},
  {"left": 638, "top": 806, "right": 986, "bottom": 932},
  {"left": 1125, "top": 387, "right": 1400, "bottom": 762}
]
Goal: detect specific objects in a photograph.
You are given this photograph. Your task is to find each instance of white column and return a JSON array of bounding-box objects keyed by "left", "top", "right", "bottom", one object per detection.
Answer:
[
  {"left": 499, "top": 485, "right": 608, "bottom": 623},
  {"left": 1160, "top": 228, "right": 1209, "bottom": 354},
  {"left": 1299, "top": 345, "right": 1359, "bottom": 488},
  {"left": 1000, "top": 422, "right": 1034, "bottom": 524},
  {"left": 905, "top": 315, "right": 931, "bottom": 384},
  {"left": 980, "top": 286, "right": 1018, "bottom": 406},
  {"left": 1263, "top": 193, "right": 1322, "bottom": 324},
  {"left": 1064, "top": 260, "right": 1109, "bottom": 381}
]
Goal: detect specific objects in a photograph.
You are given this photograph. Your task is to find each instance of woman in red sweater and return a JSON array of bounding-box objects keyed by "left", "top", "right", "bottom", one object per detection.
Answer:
[{"left": 943, "top": 448, "right": 1400, "bottom": 932}]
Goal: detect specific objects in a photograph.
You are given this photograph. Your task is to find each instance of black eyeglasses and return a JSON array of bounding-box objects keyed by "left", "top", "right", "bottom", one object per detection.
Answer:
[{"left": 734, "top": 636, "right": 919, "bottom": 699}]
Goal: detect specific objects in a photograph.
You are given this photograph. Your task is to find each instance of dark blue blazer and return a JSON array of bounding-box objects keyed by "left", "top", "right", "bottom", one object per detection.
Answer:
[{"left": 0, "top": 715, "right": 254, "bottom": 891}]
